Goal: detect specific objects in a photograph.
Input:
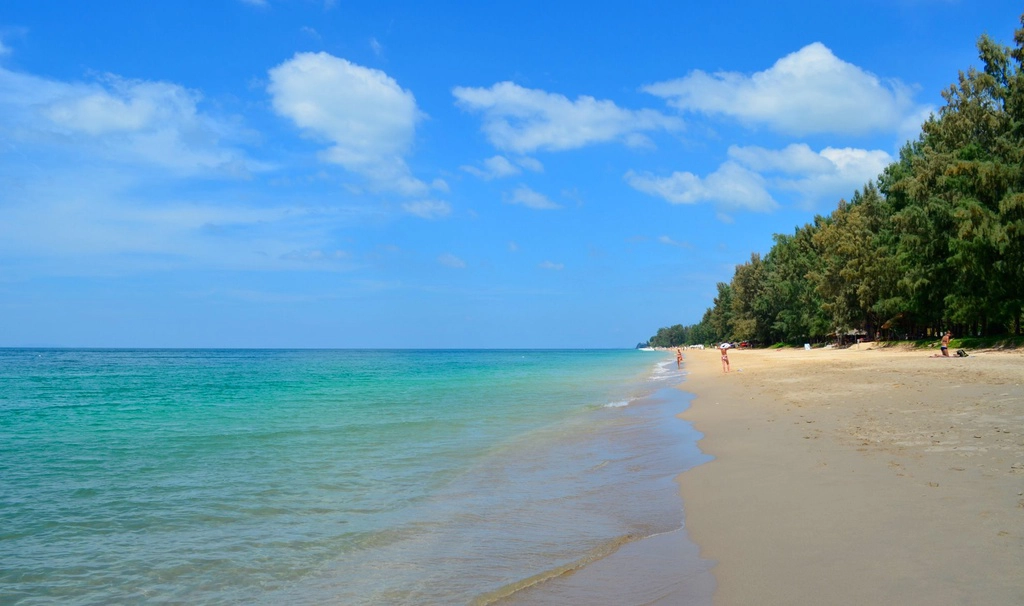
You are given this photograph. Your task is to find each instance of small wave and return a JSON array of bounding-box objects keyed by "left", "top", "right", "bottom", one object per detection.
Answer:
[
  {"left": 470, "top": 533, "right": 643, "bottom": 606},
  {"left": 603, "top": 400, "right": 631, "bottom": 408},
  {"left": 651, "top": 359, "right": 678, "bottom": 374}
]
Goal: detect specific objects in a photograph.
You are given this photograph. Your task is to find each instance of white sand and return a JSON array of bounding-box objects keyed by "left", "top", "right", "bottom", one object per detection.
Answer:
[{"left": 677, "top": 345, "right": 1024, "bottom": 605}]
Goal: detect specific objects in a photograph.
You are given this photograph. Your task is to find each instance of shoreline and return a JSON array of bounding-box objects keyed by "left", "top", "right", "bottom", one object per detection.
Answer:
[
  {"left": 498, "top": 384, "right": 715, "bottom": 605},
  {"left": 676, "top": 345, "right": 1024, "bottom": 605}
]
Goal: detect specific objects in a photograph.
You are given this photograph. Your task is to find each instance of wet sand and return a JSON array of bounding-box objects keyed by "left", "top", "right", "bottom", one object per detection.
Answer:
[{"left": 678, "top": 344, "right": 1024, "bottom": 605}]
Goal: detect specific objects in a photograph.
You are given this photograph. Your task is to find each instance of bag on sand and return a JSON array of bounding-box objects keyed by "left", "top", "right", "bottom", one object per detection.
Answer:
[{"left": 956, "top": 349, "right": 968, "bottom": 357}]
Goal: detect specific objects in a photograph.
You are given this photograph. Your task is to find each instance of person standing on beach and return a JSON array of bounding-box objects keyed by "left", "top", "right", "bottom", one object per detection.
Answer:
[
  {"left": 719, "top": 343, "right": 730, "bottom": 373},
  {"left": 941, "top": 330, "right": 951, "bottom": 357},
  {"left": 676, "top": 348, "right": 684, "bottom": 369}
]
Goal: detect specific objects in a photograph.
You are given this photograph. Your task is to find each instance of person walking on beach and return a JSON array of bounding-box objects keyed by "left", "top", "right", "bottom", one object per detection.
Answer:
[
  {"left": 941, "top": 330, "right": 951, "bottom": 357},
  {"left": 719, "top": 343, "right": 730, "bottom": 373},
  {"left": 676, "top": 348, "right": 684, "bottom": 369}
]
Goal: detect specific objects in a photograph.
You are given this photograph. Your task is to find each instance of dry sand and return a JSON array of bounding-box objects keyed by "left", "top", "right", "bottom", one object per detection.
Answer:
[{"left": 677, "top": 344, "right": 1024, "bottom": 605}]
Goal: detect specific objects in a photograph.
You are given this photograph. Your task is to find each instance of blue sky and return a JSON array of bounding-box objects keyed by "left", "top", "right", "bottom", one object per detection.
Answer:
[{"left": 1, "top": 1, "right": 1021, "bottom": 348}]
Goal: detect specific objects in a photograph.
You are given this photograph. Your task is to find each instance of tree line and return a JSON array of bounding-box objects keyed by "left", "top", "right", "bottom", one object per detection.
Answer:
[{"left": 647, "top": 16, "right": 1024, "bottom": 348}]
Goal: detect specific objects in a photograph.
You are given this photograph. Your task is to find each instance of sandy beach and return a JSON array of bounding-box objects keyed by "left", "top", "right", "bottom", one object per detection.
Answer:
[{"left": 677, "top": 344, "right": 1024, "bottom": 605}]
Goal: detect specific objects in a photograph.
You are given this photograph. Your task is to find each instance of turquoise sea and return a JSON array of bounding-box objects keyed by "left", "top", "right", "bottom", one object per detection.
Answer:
[{"left": 0, "top": 349, "right": 712, "bottom": 605}]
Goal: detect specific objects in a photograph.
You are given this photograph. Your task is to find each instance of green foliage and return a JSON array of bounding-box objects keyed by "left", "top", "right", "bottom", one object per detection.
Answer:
[
  {"left": 708, "top": 282, "right": 734, "bottom": 340},
  {"left": 953, "top": 334, "right": 1024, "bottom": 349},
  {"left": 763, "top": 224, "right": 830, "bottom": 341},
  {"left": 729, "top": 253, "right": 767, "bottom": 342},
  {"left": 891, "top": 334, "right": 1024, "bottom": 350}
]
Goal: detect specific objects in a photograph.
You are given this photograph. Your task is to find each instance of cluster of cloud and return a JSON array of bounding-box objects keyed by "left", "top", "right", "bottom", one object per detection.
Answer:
[
  {"left": 3, "top": 38, "right": 922, "bottom": 215},
  {"left": 619, "top": 43, "right": 924, "bottom": 215},
  {"left": 451, "top": 83, "right": 684, "bottom": 214},
  {"left": 451, "top": 43, "right": 926, "bottom": 218},
  {"left": 0, "top": 33, "right": 931, "bottom": 276},
  {"left": 0, "top": 60, "right": 348, "bottom": 274},
  {"left": 0, "top": 44, "right": 460, "bottom": 280}
]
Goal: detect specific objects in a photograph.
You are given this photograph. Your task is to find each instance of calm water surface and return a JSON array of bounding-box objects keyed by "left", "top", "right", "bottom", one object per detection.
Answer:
[{"left": 0, "top": 349, "right": 711, "bottom": 605}]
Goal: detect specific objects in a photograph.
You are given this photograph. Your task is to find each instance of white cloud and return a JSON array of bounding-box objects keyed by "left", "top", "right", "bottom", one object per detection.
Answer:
[
  {"left": 515, "top": 156, "right": 544, "bottom": 173},
  {"left": 506, "top": 185, "right": 561, "bottom": 210},
  {"left": 539, "top": 260, "right": 564, "bottom": 270},
  {"left": 897, "top": 104, "right": 936, "bottom": 146},
  {"left": 267, "top": 52, "right": 427, "bottom": 195},
  {"left": 727, "top": 143, "right": 834, "bottom": 174},
  {"left": 625, "top": 162, "right": 777, "bottom": 212},
  {"left": 0, "top": 171, "right": 372, "bottom": 274},
  {"left": 453, "top": 81, "right": 683, "bottom": 153},
  {"left": 462, "top": 155, "right": 520, "bottom": 179},
  {"left": 438, "top": 253, "right": 466, "bottom": 268},
  {"left": 729, "top": 144, "right": 892, "bottom": 206},
  {"left": 627, "top": 143, "right": 892, "bottom": 214},
  {"left": 658, "top": 235, "right": 692, "bottom": 249},
  {"left": 0, "top": 66, "right": 262, "bottom": 176},
  {"left": 280, "top": 249, "right": 350, "bottom": 262},
  {"left": 462, "top": 155, "right": 545, "bottom": 180},
  {"left": 402, "top": 200, "right": 452, "bottom": 219},
  {"left": 43, "top": 80, "right": 197, "bottom": 136},
  {"left": 239, "top": 0, "right": 269, "bottom": 7},
  {"left": 483, "top": 155, "right": 521, "bottom": 178},
  {"left": 644, "top": 43, "right": 920, "bottom": 136}
]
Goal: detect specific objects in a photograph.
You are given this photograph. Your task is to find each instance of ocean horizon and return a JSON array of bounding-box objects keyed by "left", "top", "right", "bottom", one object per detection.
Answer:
[{"left": 1, "top": 348, "right": 713, "bottom": 605}]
